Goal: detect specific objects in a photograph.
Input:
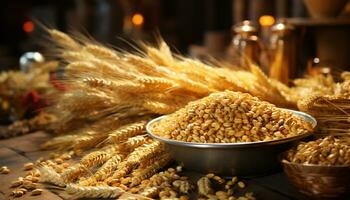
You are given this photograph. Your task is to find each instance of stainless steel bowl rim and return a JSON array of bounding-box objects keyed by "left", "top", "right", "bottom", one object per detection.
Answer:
[{"left": 147, "top": 109, "right": 317, "bottom": 149}]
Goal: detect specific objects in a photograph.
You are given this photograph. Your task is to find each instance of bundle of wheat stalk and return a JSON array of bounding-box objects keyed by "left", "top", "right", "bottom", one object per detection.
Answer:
[
  {"left": 35, "top": 29, "right": 294, "bottom": 199},
  {"left": 0, "top": 61, "right": 58, "bottom": 138},
  {"left": 296, "top": 72, "right": 350, "bottom": 138},
  {"left": 279, "top": 73, "right": 336, "bottom": 104},
  {"left": 43, "top": 29, "right": 293, "bottom": 148},
  {"left": 0, "top": 61, "right": 58, "bottom": 120}
]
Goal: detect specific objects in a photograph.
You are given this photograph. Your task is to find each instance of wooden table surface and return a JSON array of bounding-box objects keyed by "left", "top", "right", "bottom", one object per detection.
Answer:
[{"left": 0, "top": 132, "right": 312, "bottom": 200}]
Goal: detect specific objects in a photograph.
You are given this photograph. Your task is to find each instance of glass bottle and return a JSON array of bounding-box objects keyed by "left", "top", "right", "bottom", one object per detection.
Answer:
[
  {"left": 230, "top": 20, "right": 260, "bottom": 68},
  {"left": 269, "top": 20, "right": 296, "bottom": 85}
]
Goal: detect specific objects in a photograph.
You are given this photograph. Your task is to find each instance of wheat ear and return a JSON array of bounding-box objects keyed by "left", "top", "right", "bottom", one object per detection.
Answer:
[
  {"left": 66, "top": 184, "right": 125, "bottom": 198},
  {"left": 48, "top": 29, "right": 80, "bottom": 50},
  {"left": 79, "top": 154, "right": 124, "bottom": 186},
  {"left": 83, "top": 44, "right": 119, "bottom": 59},
  {"left": 38, "top": 165, "right": 65, "bottom": 187},
  {"left": 130, "top": 153, "right": 171, "bottom": 187},
  {"left": 107, "top": 141, "right": 164, "bottom": 182},
  {"left": 119, "top": 135, "right": 148, "bottom": 151},
  {"left": 107, "top": 121, "right": 147, "bottom": 143},
  {"left": 62, "top": 149, "right": 113, "bottom": 182}
]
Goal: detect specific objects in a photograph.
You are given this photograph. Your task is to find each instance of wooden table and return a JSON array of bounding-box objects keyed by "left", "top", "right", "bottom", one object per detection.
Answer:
[{"left": 0, "top": 132, "right": 311, "bottom": 200}]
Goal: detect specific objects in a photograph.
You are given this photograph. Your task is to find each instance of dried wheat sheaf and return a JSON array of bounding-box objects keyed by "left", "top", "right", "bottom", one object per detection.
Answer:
[{"left": 295, "top": 72, "right": 350, "bottom": 138}]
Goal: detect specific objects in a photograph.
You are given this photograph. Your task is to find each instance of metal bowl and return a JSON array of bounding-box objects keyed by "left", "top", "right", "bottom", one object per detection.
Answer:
[{"left": 147, "top": 109, "right": 317, "bottom": 177}]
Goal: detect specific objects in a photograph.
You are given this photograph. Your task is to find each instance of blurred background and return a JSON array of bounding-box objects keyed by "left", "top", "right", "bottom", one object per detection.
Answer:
[{"left": 1, "top": 0, "right": 350, "bottom": 71}]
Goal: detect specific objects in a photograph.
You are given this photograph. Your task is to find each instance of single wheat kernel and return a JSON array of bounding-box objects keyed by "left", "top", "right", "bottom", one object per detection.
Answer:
[
  {"left": 31, "top": 189, "right": 43, "bottom": 196},
  {"left": 0, "top": 166, "right": 10, "bottom": 174},
  {"left": 23, "top": 163, "right": 34, "bottom": 171},
  {"left": 55, "top": 158, "right": 64, "bottom": 164},
  {"left": 62, "top": 163, "right": 70, "bottom": 168},
  {"left": 238, "top": 181, "right": 245, "bottom": 188}
]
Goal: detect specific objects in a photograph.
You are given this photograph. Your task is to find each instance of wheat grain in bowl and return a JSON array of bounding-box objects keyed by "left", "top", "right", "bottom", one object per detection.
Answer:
[
  {"left": 151, "top": 91, "right": 314, "bottom": 143},
  {"left": 281, "top": 136, "right": 350, "bottom": 198},
  {"left": 285, "top": 136, "right": 350, "bottom": 166}
]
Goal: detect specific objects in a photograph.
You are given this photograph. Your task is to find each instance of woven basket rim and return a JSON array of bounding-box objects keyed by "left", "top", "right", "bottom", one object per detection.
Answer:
[{"left": 281, "top": 158, "right": 350, "bottom": 168}]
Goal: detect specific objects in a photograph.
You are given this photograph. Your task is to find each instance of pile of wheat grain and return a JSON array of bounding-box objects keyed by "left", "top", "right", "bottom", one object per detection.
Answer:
[
  {"left": 285, "top": 136, "right": 350, "bottom": 165},
  {"left": 151, "top": 91, "right": 313, "bottom": 143}
]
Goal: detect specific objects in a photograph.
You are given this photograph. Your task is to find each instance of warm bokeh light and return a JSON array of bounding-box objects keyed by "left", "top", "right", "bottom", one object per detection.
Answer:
[
  {"left": 259, "top": 15, "right": 275, "bottom": 26},
  {"left": 313, "top": 57, "right": 320, "bottom": 64},
  {"left": 131, "top": 13, "right": 144, "bottom": 26},
  {"left": 23, "top": 21, "right": 34, "bottom": 33}
]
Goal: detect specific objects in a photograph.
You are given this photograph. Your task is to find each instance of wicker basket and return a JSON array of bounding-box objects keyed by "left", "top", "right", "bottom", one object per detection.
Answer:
[{"left": 281, "top": 159, "right": 350, "bottom": 198}]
